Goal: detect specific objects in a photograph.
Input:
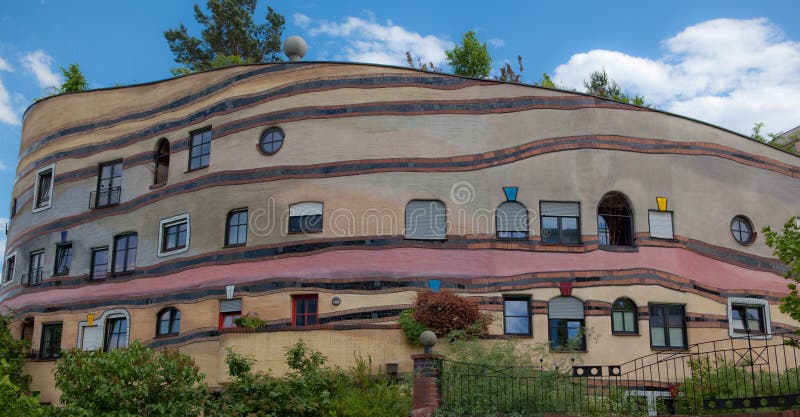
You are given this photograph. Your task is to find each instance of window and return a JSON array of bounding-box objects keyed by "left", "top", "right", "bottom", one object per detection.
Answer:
[
  {"left": 731, "top": 216, "right": 755, "bottom": 245},
  {"left": 10, "top": 197, "right": 16, "bottom": 218},
  {"left": 405, "top": 200, "right": 447, "bottom": 240},
  {"left": 33, "top": 165, "right": 54, "bottom": 211},
  {"left": 496, "top": 202, "right": 528, "bottom": 239},
  {"left": 27, "top": 250, "right": 45, "bottom": 286},
  {"left": 598, "top": 192, "right": 634, "bottom": 246},
  {"left": 158, "top": 214, "right": 190, "bottom": 256},
  {"left": 649, "top": 304, "right": 686, "bottom": 349},
  {"left": 292, "top": 295, "right": 318, "bottom": 326},
  {"left": 219, "top": 299, "right": 242, "bottom": 329},
  {"left": 728, "top": 298, "right": 770, "bottom": 338},
  {"left": 288, "top": 202, "right": 323, "bottom": 234},
  {"left": 259, "top": 127, "right": 284, "bottom": 155},
  {"left": 3, "top": 255, "right": 15, "bottom": 284},
  {"left": 648, "top": 211, "right": 674, "bottom": 240},
  {"left": 154, "top": 138, "right": 170, "bottom": 185},
  {"left": 503, "top": 297, "right": 531, "bottom": 335},
  {"left": 53, "top": 243, "right": 72, "bottom": 276},
  {"left": 612, "top": 298, "right": 638, "bottom": 334},
  {"left": 95, "top": 160, "right": 122, "bottom": 208},
  {"left": 39, "top": 322, "right": 62, "bottom": 359},
  {"left": 91, "top": 247, "right": 109, "bottom": 280},
  {"left": 188, "top": 128, "right": 212, "bottom": 171},
  {"left": 548, "top": 297, "right": 585, "bottom": 350},
  {"left": 112, "top": 233, "right": 137, "bottom": 274},
  {"left": 156, "top": 307, "right": 181, "bottom": 336},
  {"left": 540, "top": 202, "right": 580, "bottom": 244},
  {"left": 104, "top": 317, "right": 128, "bottom": 351},
  {"left": 225, "top": 209, "right": 248, "bottom": 246}
]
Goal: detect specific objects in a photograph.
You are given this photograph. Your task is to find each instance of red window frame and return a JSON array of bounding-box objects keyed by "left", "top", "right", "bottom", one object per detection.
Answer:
[
  {"left": 292, "top": 295, "right": 318, "bottom": 327},
  {"left": 218, "top": 311, "right": 241, "bottom": 330}
]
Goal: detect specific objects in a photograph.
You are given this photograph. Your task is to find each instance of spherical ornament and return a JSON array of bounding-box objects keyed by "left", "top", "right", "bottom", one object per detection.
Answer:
[
  {"left": 419, "top": 330, "right": 437, "bottom": 349},
  {"left": 284, "top": 36, "right": 307, "bottom": 61}
]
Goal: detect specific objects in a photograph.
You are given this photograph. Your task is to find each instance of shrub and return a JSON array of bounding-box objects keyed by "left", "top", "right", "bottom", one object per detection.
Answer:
[
  {"left": 412, "top": 290, "right": 487, "bottom": 337},
  {"left": 327, "top": 356, "right": 412, "bottom": 417},
  {"left": 398, "top": 309, "right": 427, "bottom": 345},
  {"left": 233, "top": 313, "right": 266, "bottom": 328}
]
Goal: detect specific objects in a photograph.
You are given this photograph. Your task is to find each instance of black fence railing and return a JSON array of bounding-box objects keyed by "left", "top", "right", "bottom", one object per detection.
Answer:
[
  {"left": 438, "top": 332, "right": 800, "bottom": 416},
  {"left": 22, "top": 268, "right": 44, "bottom": 286},
  {"left": 89, "top": 187, "right": 121, "bottom": 209}
]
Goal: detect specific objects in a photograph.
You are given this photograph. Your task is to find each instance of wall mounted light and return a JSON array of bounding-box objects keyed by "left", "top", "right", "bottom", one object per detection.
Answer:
[{"left": 87, "top": 313, "right": 95, "bottom": 327}]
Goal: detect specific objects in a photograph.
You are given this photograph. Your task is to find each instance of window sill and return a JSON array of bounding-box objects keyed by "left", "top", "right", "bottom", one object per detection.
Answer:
[
  {"left": 612, "top": 332, "right": 641, "bottom": 336},
  {"left": 185, "top": 166, "right": 208, "bottom": 174},
  {"left": 223, "top": 243, "right": 246, "bottom": 249},
  {"left": 650, "top": 347, "right": 688, "bottom": 352},
  {"left": 287, "top": 230, "right": 323, "bottom": 235},
  {"left": 599, "top": 245, "right": 639, "bottom": 252},
  {"left": 503, "top": 333, "right": 533, "bottom": 338},
  {"left": 549, "top": 349, "right": 588, "bottom": 353},
  {"left": 111, "top": 270, "right": 135, "bottom": 277},
  {"left": 150, "top": 182, "right": 166, "bottom": 190},
  {"left": 154, "top": 333, "right": 180, "bottom": 339},
  {"left": 93, "top": 203, "right": 121, "bottom": 210},
  {"left": 539, "top": 242, "right": 583, "bottom": 246}
]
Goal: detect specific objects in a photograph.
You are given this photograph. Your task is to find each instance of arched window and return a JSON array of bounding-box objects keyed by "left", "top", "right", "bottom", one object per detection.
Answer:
[
  {"left": 154, "top": 138, "right": 170, "bottom": 186},
  {"left": 288, "top": 202, "right": 323, "bottom": 233},
  {"left": 597, "top": 192, "right": 634, "bottom": 246},
  {"left": 225, "top": 209, "right": 248, "bottom": 246},
  {"left": 405, "top": 200, "right": 447, "bottom": 240},
  {"left": 548, "top": 296, "right": 585, "bottom": 350},
  {"left": 496, "top": 201, "right": 528, "bottom": 239},
  {"left": 612, "top": 298, "right": 638, "bottom": 334},
  {"left": 157, "top": 307, "right": 181, "bottom": 336}
]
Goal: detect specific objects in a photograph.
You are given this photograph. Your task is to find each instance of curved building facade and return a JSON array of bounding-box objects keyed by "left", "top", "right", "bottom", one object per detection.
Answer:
[{"left": 1, "top": 62, "right": 799, "bottom": 402}]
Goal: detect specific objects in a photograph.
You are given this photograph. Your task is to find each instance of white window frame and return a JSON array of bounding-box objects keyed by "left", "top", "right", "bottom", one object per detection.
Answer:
[
  {"left": 77, "top": 308, "right": 130, "bottom": 351},
  {"left": 727, "top": 297, "right": 771, "bottom": 339},
  {"left": 32, "top": 163, "right": 56, "bottom": 213},
  {"left": 2, "top": 251, "right": 17, "bottom": 286},
  {"left": 157, "top": 213, "right": 190, "bottom": 257}
]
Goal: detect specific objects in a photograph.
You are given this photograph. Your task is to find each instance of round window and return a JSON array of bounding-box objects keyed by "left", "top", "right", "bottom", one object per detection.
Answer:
[
  {"left": 730, "top": 216, "right": 755, "bottom": 245},
  {"left": 259, "top": 127, "right": 284, "bottom": 155}
]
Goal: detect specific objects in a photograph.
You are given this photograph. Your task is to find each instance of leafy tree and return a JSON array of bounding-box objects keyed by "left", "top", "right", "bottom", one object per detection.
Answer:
[
  {"left": 56, "top": 64, "right": 88, "bottom": 94},
  {"left": 496, "top": 55, "right": 524, "bottom": 83},
  {"left": 53, "top": 341, "right": 208, "bottom": 417},
  {"left": 751, "top": 122, "right": 799, "bottom": 154},
  {"left": 164, "top": 0, "right": 285, "bottom": 75},
  {"left": 583, "top": 69, "right": 647, "bottom": 106},
  {"left": 537, "top": 72, "right": 557, "bottom": 88},
  {"left": 764, "top": 217, "right": 800, "bottom": 341},
  {"left": 445, "top": 30, "right": 492, "bottom": 78},
  {"left": 0, "top": 314, "right": 43, "bottom": 417}
]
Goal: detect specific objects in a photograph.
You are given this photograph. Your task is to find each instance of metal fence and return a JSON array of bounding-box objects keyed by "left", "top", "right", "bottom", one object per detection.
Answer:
[{"left": 438, "top": 332, "right": 800, "bottom": 416}]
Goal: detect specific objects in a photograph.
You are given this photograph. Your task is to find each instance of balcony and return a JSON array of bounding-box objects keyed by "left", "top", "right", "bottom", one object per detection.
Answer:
[
  {"left": 22, "top": 268, "right": 44, "bottom": 286},
  {"left": 89, "top": 187, "right": 121, "bottom": 209}
]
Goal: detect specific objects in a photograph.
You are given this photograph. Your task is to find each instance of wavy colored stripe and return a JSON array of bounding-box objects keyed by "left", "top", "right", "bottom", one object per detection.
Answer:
[{"left": 7, "top": 134, "right": 799, "bottom": 252}]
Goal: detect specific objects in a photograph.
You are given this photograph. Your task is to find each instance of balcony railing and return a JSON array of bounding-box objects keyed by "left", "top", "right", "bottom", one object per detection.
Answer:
[
  {"left": 89, "top": 187, "right": 121, "bottom": 209},
  {"left": 22, "top": 268, "right": 44, "bottom": 286}
]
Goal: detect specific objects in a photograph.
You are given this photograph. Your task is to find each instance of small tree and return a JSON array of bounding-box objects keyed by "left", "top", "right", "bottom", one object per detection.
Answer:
[
  {"left": 495, "top": 55, "right": 524, "bottom": 83},
  {"left": 57, "top": 64, "right": 88, "bottom": 93},
  {"left": 54, "top": 341, "right": 208, "bottom": 417},
  {"left": 763, "top": 217, "right": 800, "bottom": 339},
  {"left": 0, "top": 314, "right": 42, "bottom": 417},
  {"left": 445, "top": 30, "right": 492, "bottom": 78},
  {"left": 404, "top": 52, "right": 439, "bottom": 72},
  {"left": 164, "top": 0, "right": 285, "bottom": 75},
  {"left": 583, "top": 69, "right": 647, "bottom": 106},
  {"left": 413, "top": 290, "right": 488, "bottom": 337}
]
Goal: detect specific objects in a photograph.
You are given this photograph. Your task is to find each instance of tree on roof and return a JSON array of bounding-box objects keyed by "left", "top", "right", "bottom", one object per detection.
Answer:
[
  {"left": 445, "top": 30, "right": 492, "bottom": 78},
  {"left": 164, "top": 0, "right": 285, "bottom": 76},
  {"left": 56, "top": 64, "right": 88, "bottom": 94},
  {"left": 584, "top": 69, "right": 647, "bottom": 107}
]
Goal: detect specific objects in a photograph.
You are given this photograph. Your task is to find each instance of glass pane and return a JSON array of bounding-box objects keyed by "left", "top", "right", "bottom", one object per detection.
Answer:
[
  {"left": 171, "top": 311, "right": 181, "bottom": 334},
  {"left": 567, "top": 320, "right": 581, "bottom": 339},
  {"left": 307, "top": 315, "right": 317, "bottom": 325},
  {"left": 200, "top": 143, "right": 211, "bottom": 155},
  {"left": 650, "top": 306, "right": 665, "bottom": 326},
  {"left": 295, "top": 299, "right": 305, "bottom": 314},
  {"left": 549, "top": 319, "right": 563, "bottom": 348},
  {"left": 504, "top": 300, "right": 528, "bottom": 316},
  {"left": 651, "top": 326, "right": 666, "bottom": 346},
  {"left": 200, "top": 155, "right": 209, "bottom": 167},
  {"left": 612, "top": 311, "right": 624, "bottom": 331},
  {"left": 505, "top": 317, "right": 529, "bottom": 334},
  {"left": 668, "top": 328, "right": 684, "bottom": 347},
  {"left": 624, "top": 311, "right": 636, "bottom": 332},
  {"left": 295, "top": 315, "right": 305, "bottom": 326},
  {"left": 542, "top": 217, "right": 558, "bottom": 243},
  {"left": 159, "top": 318, "right": 170, "bottom": 335},
  {"left": 112, "top": 163, "right": 123, "bottom": 177},
  {"left": 561, "top": 217, "right": 579, "bottom": 243},
  {"left": 307, "top": 297, "right": 317, "bottom": 313},
  {"left": 667, "top": 306, "right": 684, "bottom": 326}
]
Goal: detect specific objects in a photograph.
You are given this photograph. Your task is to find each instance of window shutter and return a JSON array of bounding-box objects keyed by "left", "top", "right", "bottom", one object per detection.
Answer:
[
  {"left": 648, "top": 211, "right": 674, "bottom": 239},
  {"left": 496, "top": 202, "right": 528, "bottom": 232},
  {"left": 220, "top": 299, "right": 242, "bottom": 313},
  {"left": 548, "top": 296, "right": 584, "bottom": 319},
  {"left": 290, "top": 202, "right": 323, "bottom": 217},
  {"left": 541, "top": 202, "right": 579, "bottom": 217},
  {"left": 405, "top": 200, "right": 446, "bottom": 239}
]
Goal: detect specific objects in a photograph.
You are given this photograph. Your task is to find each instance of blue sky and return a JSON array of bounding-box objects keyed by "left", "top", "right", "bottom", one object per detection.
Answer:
[{"left": 0, "top": 0, "right": 799, "bottom": 254}]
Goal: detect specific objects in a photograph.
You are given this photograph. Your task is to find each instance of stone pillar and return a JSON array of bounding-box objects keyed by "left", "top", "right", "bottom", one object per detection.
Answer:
[{"left": 411, "top": 353, "right": 443, "bottom": 417}]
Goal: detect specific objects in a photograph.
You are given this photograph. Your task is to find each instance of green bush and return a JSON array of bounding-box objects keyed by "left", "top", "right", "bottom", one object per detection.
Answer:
[
  {"left": 233, "top": 314, "right": 266, "bottom": 328},
  {"left": 398, "top": 309, "right": 427, "bottom": 346},
  {"left": 327, "top": 356, "right": 412, "bottom": 417}
]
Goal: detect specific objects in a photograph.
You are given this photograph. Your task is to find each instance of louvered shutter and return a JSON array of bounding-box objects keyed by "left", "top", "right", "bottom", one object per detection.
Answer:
[
  {"left": 549, "top": 297, "right": 584, "bottom": 319},
  {"left": 405, "top": 200, "right": 447, "bottom": 239},
  {"left": 290, "top": 202, "right": 323, "bottom": 216},
  {"left": 540, "top": 202, "right": 580, "bottom": 217},
  {"left": 496, "top": 202, "right": 528, "bottom": 232},
  {"left": 220, "top": 299, "right": 242, "bottom": 313},
  {"left": 648, "top": 211, "right": 674, "bottom": 239}
]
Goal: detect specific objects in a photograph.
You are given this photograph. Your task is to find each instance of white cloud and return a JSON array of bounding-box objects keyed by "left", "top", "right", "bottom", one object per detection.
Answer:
[
  {"left": 0, "top": 78, "right": 20, "bottom": 126},
  {"left": 293, "top": 13, "right": 311, "bottom": 29},
  {"left": 488, "top": 37, "right": 505, "bottom": 48},
  {"left": 302, "top": 14, "right": 453, "bottom": 67},
  {"left": 0, "top": 57, "right": 11, "bottom": 72},
  {"left": 553, "top": 18, "right": 800, "bottom": 135},
  {"left": 21, "top": 50, "right": 61, "bottom": 89}
]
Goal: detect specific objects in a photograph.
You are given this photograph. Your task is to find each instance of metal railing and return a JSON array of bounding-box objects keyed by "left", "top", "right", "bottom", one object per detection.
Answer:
[
  {"left": 22, "top": 268, "right": 44, "bottom": 286},
  {"left": 438, "top": 332, "right": 800, "bottom": 416},
  {"left": 89, "top": 187, "right": 121, "bottom": 209}
]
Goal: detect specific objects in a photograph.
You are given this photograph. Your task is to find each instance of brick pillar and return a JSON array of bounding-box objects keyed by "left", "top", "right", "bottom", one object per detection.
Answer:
[{"left": 411, "top": 353, "right": 443, "bottom": 417}]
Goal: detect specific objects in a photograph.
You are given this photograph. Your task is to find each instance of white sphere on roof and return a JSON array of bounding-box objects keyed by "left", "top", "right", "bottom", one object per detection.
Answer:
[{"left": 284, "top": 36, "right": 307, "bottom": 62}]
